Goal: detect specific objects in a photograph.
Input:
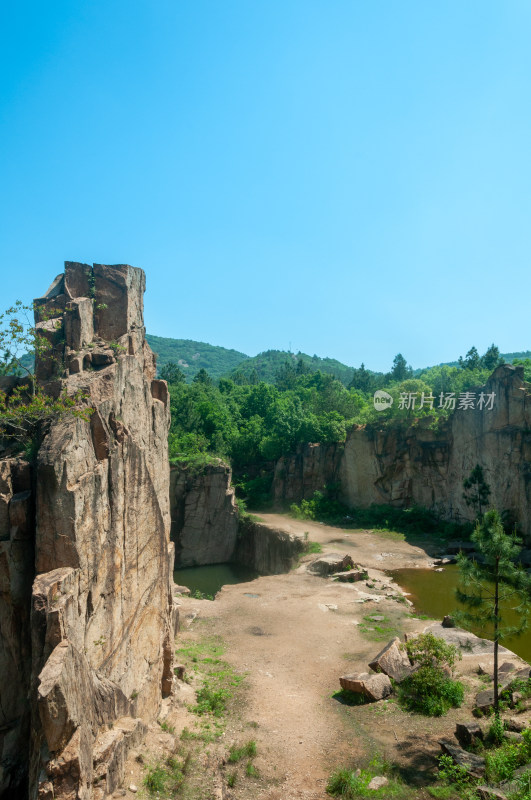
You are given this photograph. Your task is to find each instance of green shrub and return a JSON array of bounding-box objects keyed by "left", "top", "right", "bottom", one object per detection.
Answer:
[
  {"left": 398, "top": 666, "right": 464, "bottom": 716},
  {"left": 326, "top": 756, "right": 409, "bottom": 798},
  {"left": 403, "top": 632, "right": 460, "bottom": 672},
  {"left": 228, "top": 740, "right": 257, "bottom": 763}
]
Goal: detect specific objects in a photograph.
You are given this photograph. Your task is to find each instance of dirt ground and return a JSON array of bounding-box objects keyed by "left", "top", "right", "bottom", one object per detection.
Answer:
[{"left": 120, "top": 515, "right": 530, "bottom": 800}]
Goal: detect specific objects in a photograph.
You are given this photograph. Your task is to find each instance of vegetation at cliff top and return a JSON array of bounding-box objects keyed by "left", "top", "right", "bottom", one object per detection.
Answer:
[
  {"left": 165, "top": 342, "right": 524, "bottom": 485},
  {"left": 146, "top": 333, "right": 248, "bottom": 382},
  {"left": 0, "top": 301, "right": 89, "bottom": 459},
  {"left": 147, "top": 332, "right": 531, "bottom": 386}
]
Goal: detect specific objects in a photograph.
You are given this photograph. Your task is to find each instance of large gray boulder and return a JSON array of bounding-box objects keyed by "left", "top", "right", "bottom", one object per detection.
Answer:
[
  {"left": 339, "top": 672, "right": 392, "bottom": 701},
  {"left": 308, "top": 553, "right": 354, "bottom": 576},
  {"left": 439, "top": 740, "right": 486, "bottom": 779},
  {"left": 368, "top": 637, "right": 412, "bottom": 683}
]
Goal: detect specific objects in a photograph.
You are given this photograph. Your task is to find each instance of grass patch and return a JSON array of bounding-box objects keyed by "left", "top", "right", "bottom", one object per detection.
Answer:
[
  {"left": 245, "top": 761, "right": 259, "bottom": 778},
  {"left": 228, "top": 740, "right": 257, "bottom": 763},
  {"left": 326, "top": 755, "right": 412, "bottom": 799},
  {"left": 176, "top": 636, "right": 246, "bottom": 732},
  {"left": 332, "top": 689, "right": 370, "bottom": 706},
  {"left": 358, "top": 615, "right": 401, "bottom": 642},
  {"left": 290, "top": 490, "right": 472, "bottom": 544},
  {"left": 143, "top": 752, "right": 191, "bottom": 798}
]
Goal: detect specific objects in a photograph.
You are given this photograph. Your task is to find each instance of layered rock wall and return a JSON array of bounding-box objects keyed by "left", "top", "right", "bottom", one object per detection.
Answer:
[
  {"left": 232, "top": 518, "right": 305, "bottom": 575},
  {"left": 271, "top": 365, "right": 531, "bottom": 541},
  {"left": 272, "top": 442, "right": 343, "bottom": 506},
  {"left": 170, "top": 461, "right": 239, "bottom": 567},
  {"left": 0, "top": 262, "right": 176, "bottom": 800},
  {"left": 340, "top": 365, "right": 531, "bottom": 537}
]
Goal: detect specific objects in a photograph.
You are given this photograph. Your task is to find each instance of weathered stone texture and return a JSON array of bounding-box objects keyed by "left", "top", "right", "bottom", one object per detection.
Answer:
[
  {"left": 0, "top": 459, "right": 34, "bottom": 796},
  {"left": 0, "top": 263, "right": 174, "bottom": 800},
  {"left": 170, "top": 461, "right": 239, "bottom": 566},
  {"left": 232, "top": 518, "right": 305, "bottom": 575},
  {"left": 273, "top": 442, "right": 343, "bottom": 505},
  {"left": 340, "top": 366, "right": 531, "bottom": 539},
  {"left": 272, "top": 366, "right": 531, "bottom": 543}
]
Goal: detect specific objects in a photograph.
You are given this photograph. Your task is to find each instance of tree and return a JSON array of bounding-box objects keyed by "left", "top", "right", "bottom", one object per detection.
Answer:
[
  {"left": 459, "top": 346, "right": 481, "bottom": 371},
  {"left": 456, "top": 510, "right": 531, "bottom": 716},
  {"left": 160, "top": 361, "right": 186, "bottom": 384},
  {"left": 463, "top": 464, "right": 491, "bottom": 519},
  {"left": 482, "top": 344, "right": 502, "bottom": 372},
  {"left": 0, "top": 301, "right": 88, "bottom": 458},
  {"left": 348, "top": 363, "right": 373, "bottom": 393},
  {"left": 391, "top": 353, "right": 411, "bottom": 382},
  {"left": 192, "top": 368, "right": 213, "bottom": 387}
]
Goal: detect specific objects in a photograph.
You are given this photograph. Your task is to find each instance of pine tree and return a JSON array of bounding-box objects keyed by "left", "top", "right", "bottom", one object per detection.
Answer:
[
  {"left": 463, "top": 464, "right": 491, "bottom": 519},
  {"left": 456, "top": 510, "right": 531, "bottom": 716}
]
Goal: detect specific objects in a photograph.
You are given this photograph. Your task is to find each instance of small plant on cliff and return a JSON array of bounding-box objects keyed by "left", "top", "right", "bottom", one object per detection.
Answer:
[
  {"left": 455, "top": 509, "right": 531, "bottom": 717},
  {"left": 0, "top": 301, "right": 89, "bottom": 458}
]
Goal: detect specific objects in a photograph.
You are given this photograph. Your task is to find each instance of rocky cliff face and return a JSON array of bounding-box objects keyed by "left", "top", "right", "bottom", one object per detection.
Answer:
[
  {"left": 170, "top": 461, "right": 239, "bottom": 567},
  {"left": 272, "top": 442, "right": 344, "bottom": 505},
  {"left": 0, "top": 262, "right": 176, "bottom": 800},
  {"left": 272, "top": 366, "right": 531, "bottom": 541},
  {"left": 340, "top": 365, "right": 531, "bottom": 537}
]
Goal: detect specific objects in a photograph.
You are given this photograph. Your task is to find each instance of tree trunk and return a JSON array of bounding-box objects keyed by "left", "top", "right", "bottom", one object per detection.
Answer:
[{"left": 494, "top": 556, "right": 500, "bottom": 716}]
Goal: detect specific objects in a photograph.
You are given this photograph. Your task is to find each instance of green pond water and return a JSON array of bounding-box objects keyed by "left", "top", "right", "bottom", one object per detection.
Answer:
[
  {"left": 173, "top": 563, "right": 260, "bottom": 597},
  {"left": 389, "top": 564, "right": 531, "bottom": 663}
]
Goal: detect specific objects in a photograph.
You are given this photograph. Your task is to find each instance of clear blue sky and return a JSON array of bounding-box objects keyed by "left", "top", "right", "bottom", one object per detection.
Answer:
[{"left": 2, "top": 1, "right": 530, "bottom": 372}]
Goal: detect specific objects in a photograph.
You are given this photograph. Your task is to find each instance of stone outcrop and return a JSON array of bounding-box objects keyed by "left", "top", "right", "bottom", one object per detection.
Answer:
[
  {"left": 272, "top": 366, "right": 531, "bottom": 542},
  {"left": 232, "top": 518, "right": 305, "bottom": 575},
  {"left": 273, "top": 442, "right": 344, "bottom": 505},
  {"left": 340, "top": 366, "right": 531, "bottom": 537},
  {"left": 368, "top": 637, "right": 413, "bottom": 683},
  {"left": 0, "top": 458, "right": 34, "bottom": 796},
  {"left": 307, "top": 552, "right": 355, "bottom": 577},
  {"left": 0, "top": 262, "right": 176, "bottom": 800},
  {"left": 170, "top": 461, "right": 239, "bottom": 566},
  {"left": 339, "top": 672, "right": 392, "bottom": 702}
]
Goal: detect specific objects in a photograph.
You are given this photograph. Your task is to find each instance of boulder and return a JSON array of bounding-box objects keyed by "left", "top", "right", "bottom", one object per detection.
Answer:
[
  {"left": 439, "top": 740, "right": 486, "bottom": 779},
  {"left": 476, "top": 788, "right": 508, "bottom": 800},
  {"left": 507, "top": 717, "right": 526, "bottom": 733},
  {"left": 368, "top": 637, "right": 412, "bottom": 683},
  {"left": 454, "top": 721, "right": 484, "bottom": 749},
  {"left": 308, "top": 553, "right": 355, "bottom": 576},
  {"left": 332, "top": 569, "right": 367, "bottom": 583},
  {"left": 367, "top": 776, "right": 388, "bottom": 790},
  {"left": 339, "top": 672, "right": 392, "bottom": 702}
]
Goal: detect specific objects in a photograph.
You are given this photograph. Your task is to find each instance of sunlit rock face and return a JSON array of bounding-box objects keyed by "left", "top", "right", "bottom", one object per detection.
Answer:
[
  {"left": 339, "top": 365, "right": 531, "bottom": 539},
  {"left": 272, "top": 366, "right": 531, "bottom": 542},
  {"left": 0, "top": 262, "right": 177, "bottom": 800}
]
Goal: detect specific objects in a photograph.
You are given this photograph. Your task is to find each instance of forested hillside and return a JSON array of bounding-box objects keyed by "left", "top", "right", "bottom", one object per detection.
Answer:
[
  {"left": 228, "top": 349, "right": 358, "bottom": 386},
  {"left": 165, "top": 344, "right": 528, "bottom": 501},
  {"left": 146, "top": 334, "right": 248, "bottom": 382}
]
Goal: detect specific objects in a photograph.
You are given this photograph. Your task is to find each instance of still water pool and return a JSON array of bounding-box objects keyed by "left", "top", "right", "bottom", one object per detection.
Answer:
[
  {"left": 173, "top": 563, "right": 260, "bottom": 597},
  {"left": 389, "top": 564, "right": 531, "bottom": 663}
]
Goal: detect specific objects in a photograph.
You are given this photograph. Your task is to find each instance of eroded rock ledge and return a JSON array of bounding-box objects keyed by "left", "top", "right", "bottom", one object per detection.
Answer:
[{"left": 0, "top": 262, "right": 177, "bottom": 800}]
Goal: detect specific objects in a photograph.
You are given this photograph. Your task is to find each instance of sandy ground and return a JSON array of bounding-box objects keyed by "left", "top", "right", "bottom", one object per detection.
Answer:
[{"left": 120, "top": 515, "right": 530, "bottom": 800}]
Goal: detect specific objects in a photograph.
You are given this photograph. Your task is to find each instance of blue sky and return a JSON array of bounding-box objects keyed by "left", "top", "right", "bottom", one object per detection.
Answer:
[{"left": 1, "top": 1, "right": 530, "bottom": 372}]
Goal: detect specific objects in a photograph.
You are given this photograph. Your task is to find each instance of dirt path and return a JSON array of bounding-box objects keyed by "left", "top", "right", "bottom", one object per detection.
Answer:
[
  {"left": 168, "top": 516, "right": 451, "bottom": 799},
  {"left": 131, "top": 515, "right": 527, "bottom": 800}
]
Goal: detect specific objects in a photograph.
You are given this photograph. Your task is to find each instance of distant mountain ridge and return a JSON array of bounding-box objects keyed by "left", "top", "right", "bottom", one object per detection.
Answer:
[
  {"left": 146, "top": 334, "right": 248, "bottom": 381},
  {"left": 144, "top": 334, "right": 531, "bottom": 385}
]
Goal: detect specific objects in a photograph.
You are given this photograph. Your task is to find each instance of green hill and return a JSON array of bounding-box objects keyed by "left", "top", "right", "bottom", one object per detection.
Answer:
[
  {"left": 414, "top": 350, "right": 531, "bottom": 374},
  {"left": 228, "top": 349, "right": 354, "bottom": 386},
  {"left": 146, "top": 334, "right": 249, "bottom": 382}
]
